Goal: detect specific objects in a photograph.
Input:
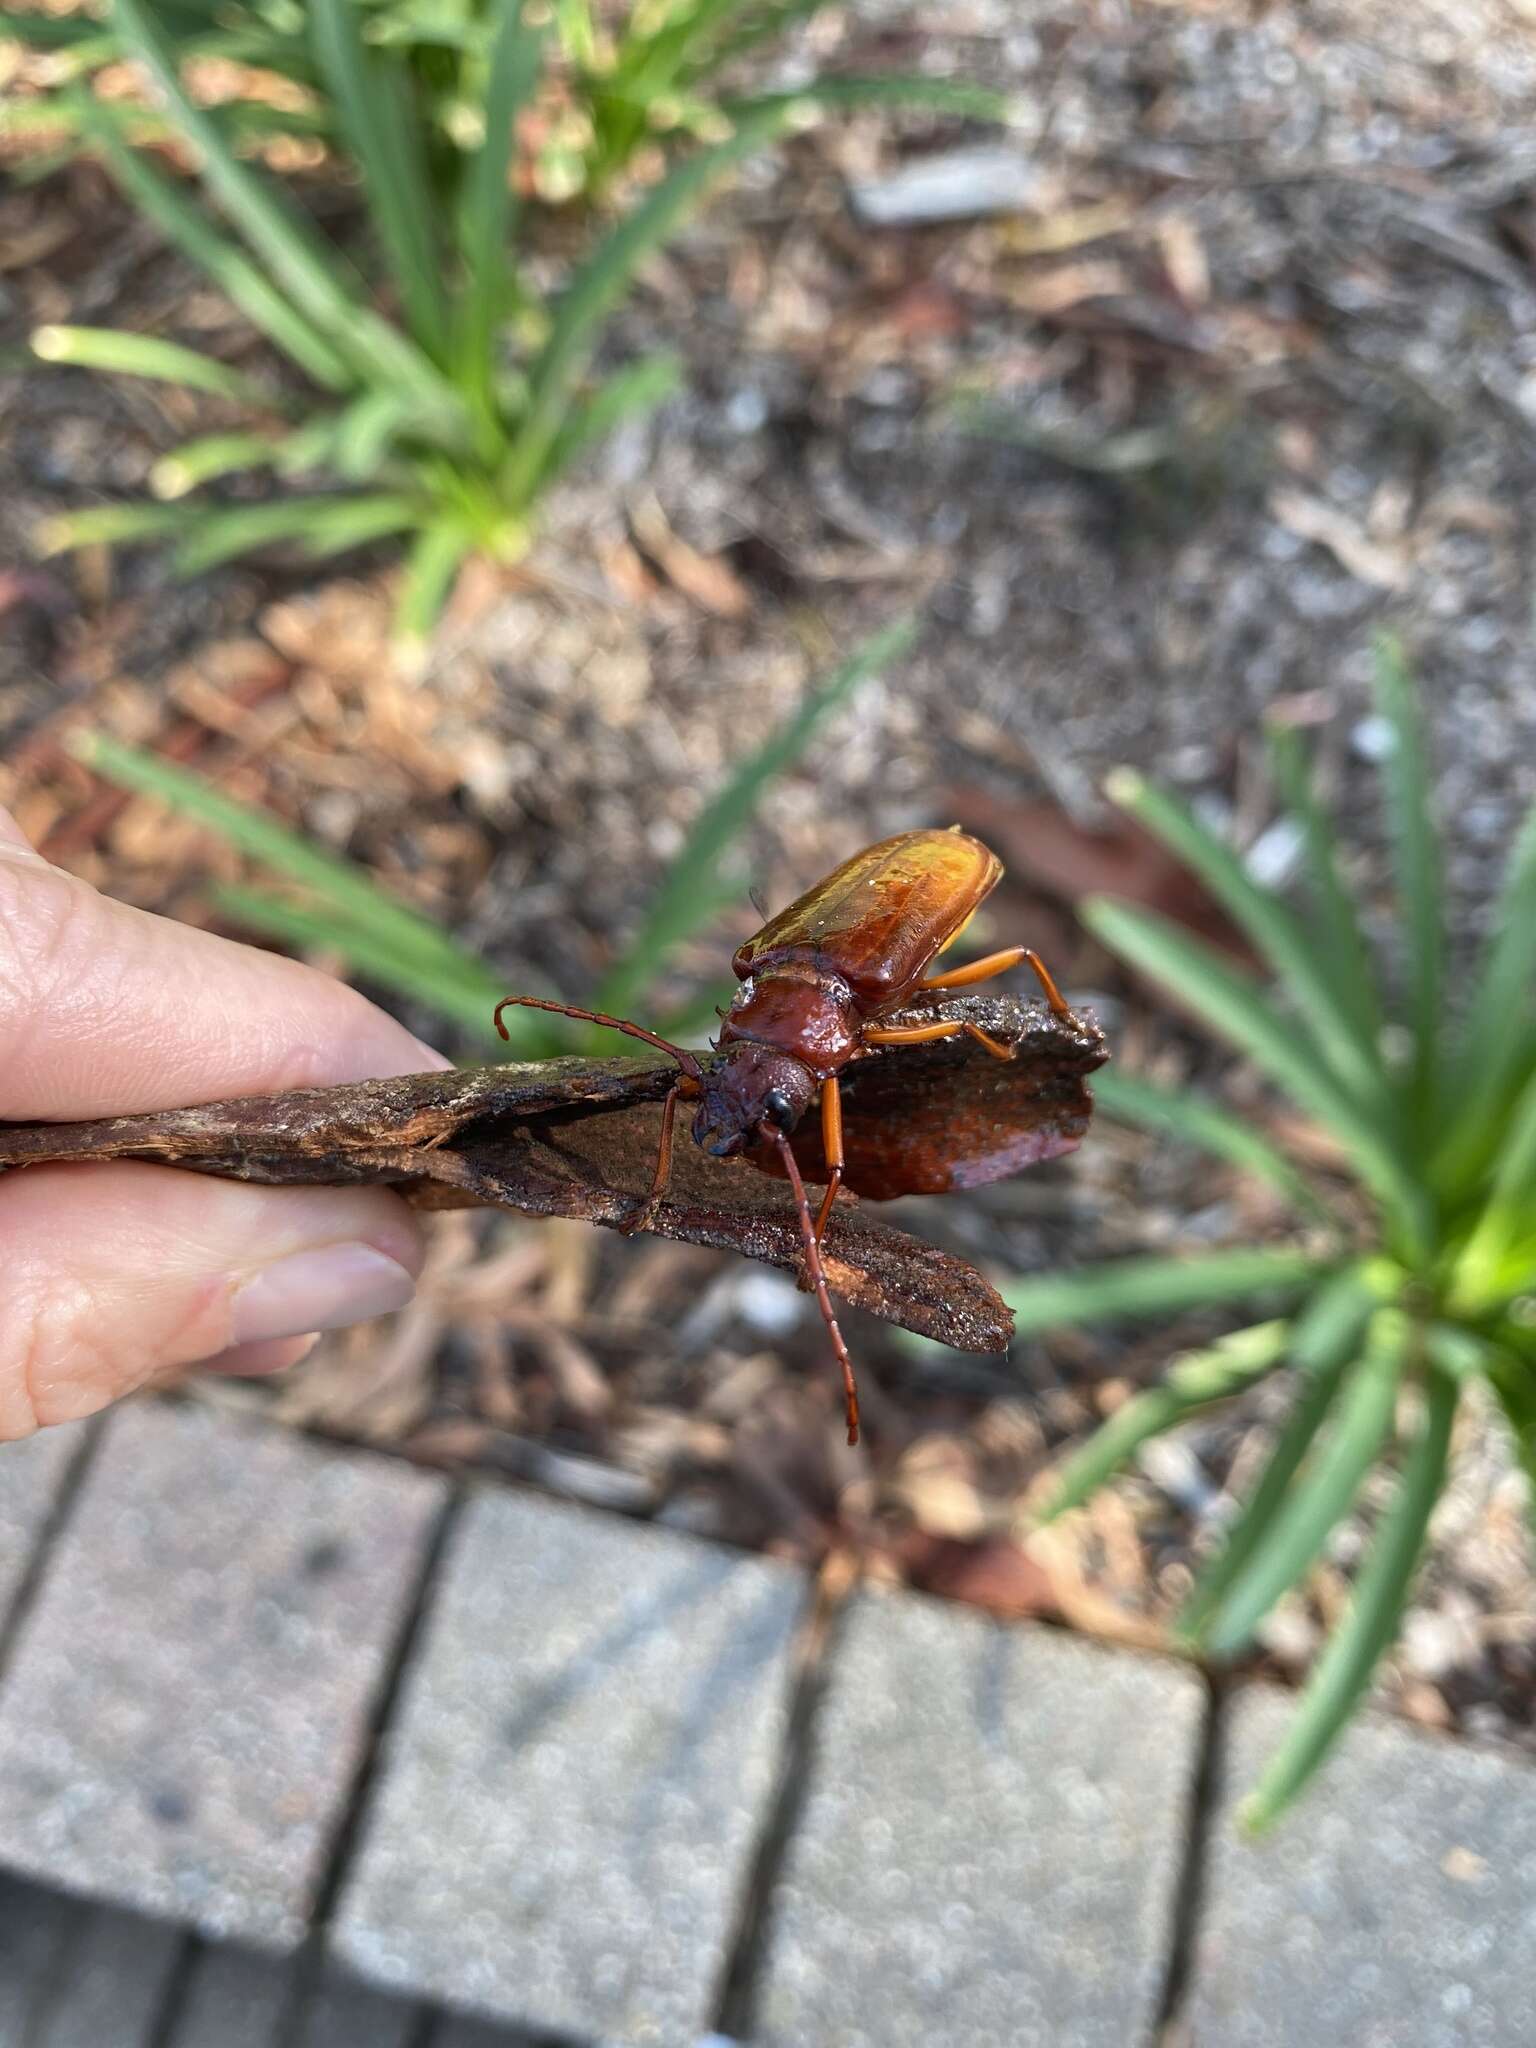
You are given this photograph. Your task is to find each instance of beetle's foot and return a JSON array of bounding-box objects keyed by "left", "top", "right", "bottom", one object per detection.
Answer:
[{"left": 617, "top": 1197, "right": 661, "bottom": 1237}]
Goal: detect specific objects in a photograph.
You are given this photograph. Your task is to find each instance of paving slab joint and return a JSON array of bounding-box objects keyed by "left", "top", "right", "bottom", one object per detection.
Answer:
[
  {"left": 1154, "top": 1669, "right": 1225, "bottom": 2047},
  {"left": 0, "top": 1417, "right": 103, "bottom": 1692},
  {"left": 274, "top": 1489, "right": 465, "bottom": 2043},
  {"left": 709, "top": 1556, "right": 860, "bottom": 2041},
  {"left": 144, "top": 1931, "right": 208, "bottom": 2048}
]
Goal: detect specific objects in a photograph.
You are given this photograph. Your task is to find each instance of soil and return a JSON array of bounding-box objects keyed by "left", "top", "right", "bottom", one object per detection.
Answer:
[{"left": 2, "top": 0, "right": 1534, "bottom": 1753}]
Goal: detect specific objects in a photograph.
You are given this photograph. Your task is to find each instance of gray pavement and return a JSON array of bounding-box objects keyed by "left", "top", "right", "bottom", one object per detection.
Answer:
[
  {"left": 333, "top": 1487, "right": 804, "bottom": 2045},
  {"left": 2, "top": 1396, "right": 1535, "bottom": 2045},
  {"left": 0, "top": 1401, "right": 445, "bottom": 1950},
  {"left": 1188, "top": 1685, "right": 1536, "bottom": 2048},
  {"left": 751, "top": 1591, "right": 1203, "bottom": 2048}
]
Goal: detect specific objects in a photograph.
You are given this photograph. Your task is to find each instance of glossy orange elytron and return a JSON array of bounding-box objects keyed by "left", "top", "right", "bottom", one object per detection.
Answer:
[{"left": 496, "top": 828, "right": 1070, "bottom": 1446}]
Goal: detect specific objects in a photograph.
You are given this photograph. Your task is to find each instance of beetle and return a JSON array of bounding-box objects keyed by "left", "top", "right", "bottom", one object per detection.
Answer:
[{"left": 496, "top": 827, "right": 1070, "bottom": 1447}]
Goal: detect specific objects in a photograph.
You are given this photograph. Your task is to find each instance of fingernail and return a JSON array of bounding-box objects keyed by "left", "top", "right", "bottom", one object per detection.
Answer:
[
  {"left": 232, "top": 1243, "right": 416, "bottom": 1345},
  {"left": 202, "top": 1335, "right": 321, "bottom": 1379}
]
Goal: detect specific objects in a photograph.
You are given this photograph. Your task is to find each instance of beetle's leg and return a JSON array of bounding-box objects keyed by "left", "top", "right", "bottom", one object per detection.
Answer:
[
  {"left": 960, "top": 1022, "right": 1016, "bottom": 1060},
  {"left": 1022, "top": 948, "right": 1071, "bottom": 1018},
  {"left": 812, "top": 1075, "right": 845, "bottom": 1246},
  {"left": 866, "top": 1017, "right": 1017, "bottom": 1060},
  {"left": 918, "top": 944, "right": 1025, "bottom": 991},
  {"left": 616, "top": 1076, "right": 699, "bottom": 1236},
  {"left": 863, "top": 1020, "right": 964, "bottom": 1046},
  {"left": 919, "top": 944, "right": 1072, "bottom": 1019}
]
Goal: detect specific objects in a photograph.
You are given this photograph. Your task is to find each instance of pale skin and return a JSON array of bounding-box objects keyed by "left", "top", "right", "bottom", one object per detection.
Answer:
[{"left": 0, "top": 806, "right": 450, "bottom": 1442}]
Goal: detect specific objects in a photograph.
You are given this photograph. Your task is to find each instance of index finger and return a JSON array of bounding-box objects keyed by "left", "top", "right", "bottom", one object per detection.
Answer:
[{"left": 0, "top": 809, "right": 452, "bottom": 1120}]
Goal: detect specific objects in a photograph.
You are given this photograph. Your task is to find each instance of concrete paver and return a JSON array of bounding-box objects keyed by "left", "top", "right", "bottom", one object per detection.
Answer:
[
  {"left": 9, "top": 1399, "right": 1536, "bottom": 2048},
  {"left": 752, "top": 1590, "right": 1205, "bottom": 2048},
  {"left": 333, "top": 1487, "right": 804, "bottom": 2047},
  {"left": 292, "top": 1968, "right": 424, "bottom": 2048},
  {"left": 0, "top": 1876, "right": 80, "bottom": 2047},
  {"left": 166, "top": 1942, "right": 293, "bottom": 2048},
  {"left": 30, "top": 1902, "right": 181, "bottom": 2048},
  {"left": 0, "top": 1400, "right": 446, "bottom": 1950},
  {"left": 1187, "top": 1684, "right": 1536, "bottom": 2048},
  {"left": 431, "top": 2020, "right": 555, "bottom": 2048}
]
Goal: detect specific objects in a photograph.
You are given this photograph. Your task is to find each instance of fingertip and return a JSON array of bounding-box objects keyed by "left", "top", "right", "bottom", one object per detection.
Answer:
[
  {"left": 397, "top": 1033, "right": 456, "bottom": 1076},
  {"left": 0, "top": 857, "right": 457, "bottom": 1116}
]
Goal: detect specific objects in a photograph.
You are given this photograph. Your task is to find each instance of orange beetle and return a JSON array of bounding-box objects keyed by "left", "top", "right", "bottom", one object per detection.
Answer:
[{"left": 497, "top": 828, "right": 1069, "bottom": 1446}]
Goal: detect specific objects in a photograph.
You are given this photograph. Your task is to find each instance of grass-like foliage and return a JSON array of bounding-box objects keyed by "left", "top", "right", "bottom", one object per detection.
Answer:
[
  {"left": 6, "top": 1, "right": 999, "bottom": 200},
  {"left": 17, "top": 3, "right": 997, "bottom": 635},
  {"left": 72, "top": 618, "right": 912, "bottom": 1054},
  {"left": 558, "top": 0, "right": 1000, "bottom": 199},
  {"left": 31, "top": 0, "right": 795, "bottom": 638},
  {"left": 1010, "top": 638, "right": 1536, "bottom": 1827}
]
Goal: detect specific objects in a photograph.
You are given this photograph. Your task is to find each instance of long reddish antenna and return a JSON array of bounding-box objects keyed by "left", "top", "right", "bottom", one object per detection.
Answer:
[
  {"left": 763, "top": 1121, "right": 860, "bottom": 1447},
  {"left": 495, "top": 995, "right": 704, "bottom": 1081}
]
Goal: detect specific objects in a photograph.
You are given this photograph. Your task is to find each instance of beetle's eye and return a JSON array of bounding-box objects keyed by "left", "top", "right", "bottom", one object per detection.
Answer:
[{"left": 763, "top": 1087, "right": 795, "bottom": 1132}]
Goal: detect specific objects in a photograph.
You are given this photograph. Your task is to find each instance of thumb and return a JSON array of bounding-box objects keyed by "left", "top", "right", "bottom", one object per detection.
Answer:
[{"left": 0, "top": 1162, "right": 425, "bottom": 1439}]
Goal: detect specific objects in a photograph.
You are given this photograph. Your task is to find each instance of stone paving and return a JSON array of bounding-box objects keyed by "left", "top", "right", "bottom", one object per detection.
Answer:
[
  {"left": 0, "top": 1403, "right": 445, "bottom": 1951},
  {"left": 333, "top": 1488, "right": 804, "bottom": 2042},
  {"left": 750, "top": 1594, "right": 1201, "bottom": 2048},
  {"left": 1, "top": 1395, "right": 1534, "bottom": 2046}
]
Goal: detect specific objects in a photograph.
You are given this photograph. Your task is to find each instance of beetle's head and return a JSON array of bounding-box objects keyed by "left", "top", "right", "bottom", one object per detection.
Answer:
[{"left": 692, "top": 1045, "right": 816, "bottom": 1158}]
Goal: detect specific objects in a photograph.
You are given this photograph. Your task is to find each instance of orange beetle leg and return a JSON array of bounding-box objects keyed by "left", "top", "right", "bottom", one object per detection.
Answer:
[
  {"left": 862, "top": 1020, "right": 965, "bottom": 1047},
  {"left": 920, "top": 942, "right": 1072, "bottom": 1021},
  {"left": 918, "top": 944, "right": 1026, "bottom": 992},
  {"left": 1023, "top": 947, "right": 1071, "bottom": 1018},
  {"left": 960, "top": 1022, "right": 1017, "bottom": 1060},
  {"left": 812, "top": 1075, "right": 845, "bottom": 1246},
  {"left": 866, "top": 1016, "right": 1017, "bottom": 1061}
]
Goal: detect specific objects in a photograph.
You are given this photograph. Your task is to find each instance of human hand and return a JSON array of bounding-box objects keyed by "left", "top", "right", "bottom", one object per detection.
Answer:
[{"left": 0, "top": 805, "right": 451, "bottom": 1440}]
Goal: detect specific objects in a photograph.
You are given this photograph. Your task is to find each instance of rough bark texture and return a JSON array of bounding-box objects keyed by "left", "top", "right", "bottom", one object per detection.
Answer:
[{"left": 0, "top": 994, "right": 1106, "bottom": 1354}]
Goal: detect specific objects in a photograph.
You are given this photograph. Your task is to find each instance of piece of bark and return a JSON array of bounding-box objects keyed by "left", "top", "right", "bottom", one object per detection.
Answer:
[
  {"left": 0, "top": 994, "right": 1106, "bottom": 1354},
  {"left": 749, "top": 990, "right": 1105, "bottom": 1197}
]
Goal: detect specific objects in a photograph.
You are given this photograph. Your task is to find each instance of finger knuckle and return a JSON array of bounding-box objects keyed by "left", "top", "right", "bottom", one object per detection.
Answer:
[{"left": 0, "top": 1252, "right": 82, "bottom": 1439}]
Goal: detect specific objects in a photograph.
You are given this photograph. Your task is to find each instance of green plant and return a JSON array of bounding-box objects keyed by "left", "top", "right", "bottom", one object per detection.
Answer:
[
  {"left": 25, "top": 2, "right": 998, "bottom": 635},
  {"left": 3, "top": 0, "right": 1001, "bottom": 200},
  {"left": 555, "top": 0, "right": 1000, "bottom": 199},
  {"left": 1009, "top": 638, "right": 1536, "bottom": 1827},
  {"left": 71, "top": 618, "right": 913, "bottom": 1051},
  {"left": 34, "top": 0, "right": 808, "bottom": 638}
]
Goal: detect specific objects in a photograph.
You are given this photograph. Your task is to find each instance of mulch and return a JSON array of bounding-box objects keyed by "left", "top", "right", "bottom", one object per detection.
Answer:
[{"left": 2, "top": 0, "right": 1533, "bottom": 1750}]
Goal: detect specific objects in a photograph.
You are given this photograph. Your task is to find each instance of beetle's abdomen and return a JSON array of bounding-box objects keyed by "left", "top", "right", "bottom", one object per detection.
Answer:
[{"left": 720, "top": 969, "right": 860, "bottom": 1078}]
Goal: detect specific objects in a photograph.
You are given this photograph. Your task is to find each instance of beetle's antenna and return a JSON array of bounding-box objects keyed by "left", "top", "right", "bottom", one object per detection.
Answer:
[
  {"left": 762, "top": 1121, "right": 860, "bottom": 1447},
  {"left": 495, "top": 996, "right": 705, "bottom": 1081},
  {"left": 1023, "top": 948, "right": 1072, "bottom": 1020}
]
